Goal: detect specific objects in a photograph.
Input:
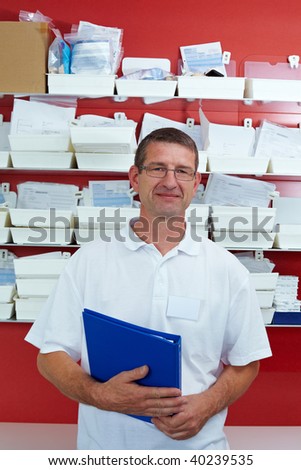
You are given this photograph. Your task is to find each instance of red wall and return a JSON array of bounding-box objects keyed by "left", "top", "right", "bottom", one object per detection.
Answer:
[{"left": 1, "top": 0, "right": 301, "bottom": 425}]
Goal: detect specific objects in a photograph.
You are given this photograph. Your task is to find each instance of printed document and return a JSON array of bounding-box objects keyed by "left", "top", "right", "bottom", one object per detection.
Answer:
[
  {"left": 10, "top": 99, "right": 76, "bottom": 136},
  {"left": 139, "top": 113, "right": 203, "bottom": 149},
  {"left": 200, "top": 108, "right": 255, "bottom": 156},
  {"left": 88, "top": 180, "right": 132, "bottom": 207},
  {"left": 202, "top": 173, "right": 276, "bottom": 207},
  {"left": 254, "top": 120, "right": 301, "bottom": 159},
  {"left": 16, "top": 182, "right": 79, "bottom": 211},
  {"left": 180, "top": 41, "right": 226, "bottom": 75}
]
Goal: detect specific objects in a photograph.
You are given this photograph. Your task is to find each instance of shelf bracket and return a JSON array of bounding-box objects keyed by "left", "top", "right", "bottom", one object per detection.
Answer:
[{"left": 255, "top": 250, "right": 264, "bottom": 261}]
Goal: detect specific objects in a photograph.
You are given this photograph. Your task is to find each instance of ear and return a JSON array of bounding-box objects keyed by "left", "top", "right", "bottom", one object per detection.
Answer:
[{"left": 128, "top": 165, "right": 140, "bottom": 193}]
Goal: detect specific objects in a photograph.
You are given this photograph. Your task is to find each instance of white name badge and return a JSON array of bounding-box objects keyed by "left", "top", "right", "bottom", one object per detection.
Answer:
[{"left": 166, "top": 295, "right": 201, "bottom": 321}]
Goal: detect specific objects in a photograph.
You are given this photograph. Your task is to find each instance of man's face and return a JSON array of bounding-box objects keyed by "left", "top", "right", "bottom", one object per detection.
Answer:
[{"left": 129, "top": 141, "right": 201, "bottom": 219}]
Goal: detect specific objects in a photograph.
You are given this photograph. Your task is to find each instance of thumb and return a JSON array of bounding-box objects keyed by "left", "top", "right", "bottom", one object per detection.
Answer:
[{"left": 126, "top": 365, "right": 149, "bottom": 381}]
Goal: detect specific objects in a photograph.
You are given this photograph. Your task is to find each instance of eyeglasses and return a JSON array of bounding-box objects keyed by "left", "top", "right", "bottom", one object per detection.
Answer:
[{"left": 140, "top": 165, "right": 196, "bottom": 181}]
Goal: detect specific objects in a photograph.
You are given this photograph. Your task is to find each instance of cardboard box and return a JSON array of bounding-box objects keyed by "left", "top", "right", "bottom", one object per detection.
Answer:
[{"left": 0, "top": 22, "right": 50, "bottom": 93}]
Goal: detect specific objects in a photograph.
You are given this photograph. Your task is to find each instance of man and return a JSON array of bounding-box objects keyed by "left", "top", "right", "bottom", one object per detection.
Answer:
[{"left": 25, "top": 128, "right": 271, "bottom": 450}]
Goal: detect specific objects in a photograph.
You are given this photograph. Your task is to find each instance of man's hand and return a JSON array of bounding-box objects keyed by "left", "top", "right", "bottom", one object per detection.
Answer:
[{"left": 99, "top": 365, "right": 187, "bottom": 418}]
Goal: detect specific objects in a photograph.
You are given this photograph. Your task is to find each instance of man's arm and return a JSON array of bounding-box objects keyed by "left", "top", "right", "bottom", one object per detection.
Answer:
[
  {"left": 37, "top": 351, "right": 187, "bottom": 417},
  {"left": 152, "top": 361, "right": 260, "bottom": 440}
]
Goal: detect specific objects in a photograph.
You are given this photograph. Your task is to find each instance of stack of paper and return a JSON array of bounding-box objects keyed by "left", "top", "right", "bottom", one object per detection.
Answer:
[
  {"left": 13, "top": 252, "right": 71, "bottom": 321},
  {"left": 273, "top": 276, "right": 301, "bottom": 312},
  {"left": 254, "top": 120, "right": 301, "bottom": 174},
  {"left": 0, "top": 250, "right": 16, "bottom": 320},
  {"left": 9, "top": 182, "right": 79, "bottom": 245},
  {"left": 76, "top": 180, "right": 138, "bottom": 244},
  {"left": 71, "top": 113, "right": 137, "bottom": 171},
  {"left": 199, "top": 109, "right": 270, "bottom": 173},
  {"left": 203, "top": 174, "right": 277, "bottom": 249},
  {"left": 8, "top": 99, "right": 76, "bottom": 169}
]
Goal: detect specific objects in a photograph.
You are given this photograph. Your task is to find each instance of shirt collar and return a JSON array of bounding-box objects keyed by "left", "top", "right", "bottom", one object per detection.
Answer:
[{"left": 122, "top": 220, "right": 203, "bottom": 255}]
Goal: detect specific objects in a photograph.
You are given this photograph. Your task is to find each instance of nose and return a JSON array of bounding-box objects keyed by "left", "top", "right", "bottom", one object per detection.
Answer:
[{"left": 161, "top": 169, "right": 178, "bottom": 188}]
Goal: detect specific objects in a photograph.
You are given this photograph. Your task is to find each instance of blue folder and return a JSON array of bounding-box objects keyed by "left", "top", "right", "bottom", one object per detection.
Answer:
[{"left": 82, "top": 308, "right": 182, "bottom": 422}]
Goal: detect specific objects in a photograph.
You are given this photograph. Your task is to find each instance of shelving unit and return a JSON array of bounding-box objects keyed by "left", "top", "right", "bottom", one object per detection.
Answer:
[{"left": 1, "top": 86, "right": 301, "bottom": 326}]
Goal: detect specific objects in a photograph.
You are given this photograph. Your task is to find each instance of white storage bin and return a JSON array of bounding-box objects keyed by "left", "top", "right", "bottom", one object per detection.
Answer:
[
  {"left": 207, "top": 156, "right": 269, "bottom": 174},
  {"left": 268, "top": 156, "right": 301, "bottom": 175},
  {"left": 16, "top": 278, "right": 58, "bottom": 298},
  {"left": 212, "top": 230, "right": 276, "bottom": 249},
  {"left": 245, "top": 78, "right": 301, "bottom": 102},
  {"left": 14, "top": 257, "right": 70, "bottom": 278},
  {"left": 0, "top": 208, "right": 10, "bottom": 227},
  {"left": 177, "top": 76, "right": 245, "bottom": 99},
  {"left": 116, "top": 77, "right": 177, "bottom": 98},
  {"left": 9, "top": 134, "right": 72, "bottom": 152},
  {"left": 14, "top": 296, "right": 46, "bottom": 321},
  {"left": 211, "top": 206, "right": 276, "bottom": 232},
  {"left": 256, "top": 290, "right": 275, "bottom": 308},
  {"left": 47, "top": 74, "right": 115, "bottom": 96},
  {"left": 75, "top": 153, "right": 134, "bottom": 171},
  {"left": 250, "top": 273, "right": 279, "bottom": 290},
  {"left": 186, "top": 204, "right": 209, "bottom": 225},
  {"left": 70, "top": 127, "right": 137, "bottom": 154},
  {"left": 261, "top": 307, "right": 275, "bottom": 325},
  {"left": 0, "top": 228, "right": 12, "bottom": 244},
  {"left": 10, "top": 228, "right": 74, "bottom": 245},
  {"left": 0, "top": 285, "right": 16, "bottom": 303},
  {"left": 273, "top": 224, "right": 301, "bottom": 249},
  {"left": 76, "top": 206, "right": 139, "bottom": 229},
  {"left": 9, "top": 209, "right": 74, "bottom": 228},
  {"left": 0, "top": 151, "right": 11, "bottom": 168},
  {"left": 115, "top": 57, "right": 177, "bottom": 101},
  {"left": 10, "top": 151, "right": 76, "bottom": 169},
  {"left": 197, "top": 151, "right": 208, "bottom": 172},
  {"left": 0, "top": 302, "right": 15, "bottom": 320},
  {"left": 74, "top": 228, "right": 115, "bottom": 244}
]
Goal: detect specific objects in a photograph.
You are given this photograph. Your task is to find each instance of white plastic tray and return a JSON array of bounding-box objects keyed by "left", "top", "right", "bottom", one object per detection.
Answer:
[
  {"left": 14, "top": 296, "right": 46, "bottom": 321},
  {"left": 0, "top": 228, "right": 12, "bottom": 244},
  {"left": 0, "top": 302, "right": 15, "bottom": 320},
  {"left": 0, "top": 208, "right": 10, "bottom": 228},
  {"left": 76, "top": 206, "right": 139, "bottom": 229},
  {"left": 74, "top": 228, "right": 115, "bottom": 244},
  {"left": 207, "top": 156, "right": 269, "bottom": 174},
  {"left": 0, "top": 285, "right": 16, "bottom": 303},
  {"left": 16, "top": 278, "right": 58, "bottom": 298},
  {"left": 250, "top": 272, "right": 279, "bottom": 290},
  {"left": 212, "top": 230, "right": 276, "bottom": 249},
  {"left": 0, "top": 151, "right": 11, "bottom": 168},
  {"left": 9, "top": 209, "right": 74, "bottom": 228},
  {"left": 273, "top": 224, "right": 301, "bottom": 249},
  {"left": 211, "top": 206, "right": 276, "bottom": 232},
  {"left": 47, "top": 74, "right": 115, "bottom": 96},
  {"left": 14, "top": 257, "right": 70, "bottom": 278},
  {"left": 268, "top": 156, "right": 301, "bottom": 175},
  {"left": 177, "top": 76, "right": 245, "bottom": 99},
  {"left": 70, "top": 127, "right": 137, "bottom": 154},
  {"left": 116, "top": 78, "right": 177, "bottom": 98},
  {"left": 10, "top": 151, "right": 76, "bottom": 169},
  {"left": 261, "top": 307, "right": 275, "bottom": 325},
  {"left": 75, "top": 153, "right": 134, "bottom": 171},
  {"left": 256, "top": 290, "right": 275, "bottom": 308},
  {"left": 245, "top": 78, "right": 301, "bottom": 102},
  {"left": 10, "top": 228, "right": 74, "bottom": 245},
  {"left": 186, "top": 204, "right": 209, "bottom": 225},
  {"left": 9, "top": 134, "right": 73, "bottom": 152}
]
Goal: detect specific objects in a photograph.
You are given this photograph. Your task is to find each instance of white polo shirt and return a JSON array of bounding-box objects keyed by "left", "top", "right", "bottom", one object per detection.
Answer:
[{"left": 25, "top": 224, "right": 272, "bottom": 450}]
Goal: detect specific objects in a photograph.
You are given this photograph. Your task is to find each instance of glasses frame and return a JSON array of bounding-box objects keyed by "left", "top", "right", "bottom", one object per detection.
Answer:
[{"left": 140, "top": 164, "right": 196, "bottom": 181}]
